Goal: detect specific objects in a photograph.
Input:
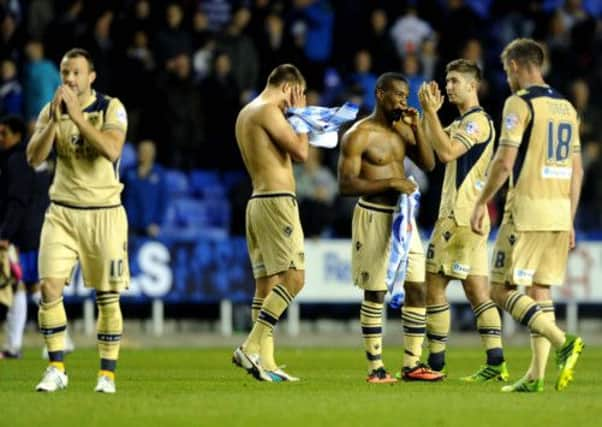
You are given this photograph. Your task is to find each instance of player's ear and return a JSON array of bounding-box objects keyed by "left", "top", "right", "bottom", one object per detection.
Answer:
[
  {"left": 375, "top": 87, "right": 383, "bottom": 101},
  {"left": 89, "top": 70, "right": 96, "bottom": 86}
]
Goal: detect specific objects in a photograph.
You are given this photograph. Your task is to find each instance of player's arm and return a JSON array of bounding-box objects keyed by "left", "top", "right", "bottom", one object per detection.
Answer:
[
  {"left": 263, "top": 85, "right": 308, "bottom": 162},
  {"left": 471, "top": 95, "right": 528, "bottom": 234},
  {"left": 262, "top": 103, "right": 309, "bottom": 162},
  {"left": 61, "top": 86, "right": 126, "bottom": 162},
  {"left": 27, "top": 99, "right": 59, "bottom": 167},
  {"left": 337, "top": 128, "right": 416, "bottom": 196},
  {"left": 396, "top": 110, "right": 435, "bottom": 171},
  {"left": 418, "top": 81, "right": 468, "bottom": 163},
  {"left": 470, "top": 145, "right": 517, "bottom": 235},
  {"left": 569, "top": 117, "right": 584, "bottom": 247}
]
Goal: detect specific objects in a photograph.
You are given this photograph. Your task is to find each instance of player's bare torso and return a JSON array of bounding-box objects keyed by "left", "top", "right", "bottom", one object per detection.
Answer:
[
  {"left": 349, "top": 116, "right": 412, "bottom": 206},
  {"left": 235, "top": 98, "right": 295, "bottom": 193}
]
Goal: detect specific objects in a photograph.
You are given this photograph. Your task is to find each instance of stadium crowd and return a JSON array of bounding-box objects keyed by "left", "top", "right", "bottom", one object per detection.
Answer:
[{"left": 0, "top": 0, "right": 601, "bottom": 236}]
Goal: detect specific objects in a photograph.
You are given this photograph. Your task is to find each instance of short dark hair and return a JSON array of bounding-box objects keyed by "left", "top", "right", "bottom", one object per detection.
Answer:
[
  {"left": 446, "top": 59, "right": 481, "bottom": 81},
  {"left": 375, "top": 72, "right": 408, "bottom": 92},
  {"left": 62, "top": 48, "right": 95, "bottom": 71},
  {"left": 501, "top": 38, "right": 544, "bottom": 68},
  {"left": 0, "top": 115, "right": 26, "bottom": 139},
  {"left": 267, "top": 64, "right": 305, "bottom": 87}
]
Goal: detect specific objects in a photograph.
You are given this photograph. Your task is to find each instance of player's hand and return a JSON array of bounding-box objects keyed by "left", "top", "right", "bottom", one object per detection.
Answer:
[
  {"left": 289, "top": 84, "right": 306, "bottom": 109},
  {"left": 401, "top": 106, "right": 420, "bottom": 128},
  {"left": 49, "top": 89, "right": 63, "bottom": 123},
  {"left": 419, "top": 81, "right": 444, "bottom": 113},
  {"left": 59, "top": 85, "right": 84, "bottom": 123},
  {"left": 569, "top": 227, "right": 576, "bottom": 250},
  {"left": 389, "top": 177, "right": 417, "bottom": 195},
  {"left": 470, "top": 202, "right": 487, "bottom": 235}
]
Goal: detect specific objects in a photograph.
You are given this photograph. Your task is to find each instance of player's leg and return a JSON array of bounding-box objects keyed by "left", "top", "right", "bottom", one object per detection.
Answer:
[
  {"left": 425, "top": 272, "right": 450, "bottom": 373},
  {"left": 400, "top": 229, "right": 443, "bottom": 381},
  {"left": 492, "top": 227, "right": 583, "bottom": 391},
  {"left": 95, "top": 291, "right": 122, "bottom": 393},
  {"left": 238, "top": 268, "right": 303, "bottom": 382},
  {"left": 460, "top": 275, "right": 507, "bottom": 382},
  {"left": 525, "top": 285, "right": 554, "bottom": 384},
  {"left": 401, "top": 280, "right": 443, "bottom": 381},
  {"left": 35, "top": 205, "right": 78, "bottom": 392},
  {"left": 250, "top": 275, "right": 279, "bottom": 373},
  {"left": 36, "top": 277, "right": 69, "bottom": 392},
  {"left": 85, "top": 206, "right": 129, "bottom": 393},
  {"left": 362, "top": 289, "right": 396, "bottom": 383},
  {"left": 234, "top": 193, "right": 304, "bottom": 381}
]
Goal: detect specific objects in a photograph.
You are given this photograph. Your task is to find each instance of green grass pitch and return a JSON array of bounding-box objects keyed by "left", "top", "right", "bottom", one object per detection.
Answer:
[{"left": 1, "top": 346, "right": 599, "bottom": 426}]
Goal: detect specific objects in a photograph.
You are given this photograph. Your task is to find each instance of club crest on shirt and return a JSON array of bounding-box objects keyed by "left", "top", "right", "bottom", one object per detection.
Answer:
[{"left": 504, "top": 113, "right": 518, "bottom": 130}]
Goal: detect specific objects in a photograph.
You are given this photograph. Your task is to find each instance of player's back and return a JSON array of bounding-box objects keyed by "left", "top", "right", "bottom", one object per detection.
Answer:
[
  {"left": 502, "top": 85, "right": 580, "bottom": 231},
  {"left": 235, "top": 98, "right": 295, "bottom": 193}
]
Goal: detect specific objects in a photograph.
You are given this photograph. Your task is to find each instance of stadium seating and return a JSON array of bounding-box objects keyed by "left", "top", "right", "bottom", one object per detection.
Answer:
[
  {"left": 189, "top": 169, "right": 226, "bottom": 199},
  {"left": 165, "top": 169, "right": 190, "bottom": 198}
]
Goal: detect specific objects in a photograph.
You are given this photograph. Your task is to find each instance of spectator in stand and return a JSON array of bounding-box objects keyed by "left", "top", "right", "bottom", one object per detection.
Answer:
[
  {"left": 22, "top": 39, "right": 60, "bottom": 132},
  {"left": 363, "top": 8, "right": 398, "bottom": 75},
  {"left": 570, "top": 79, "right": 601, "bottom": 170},
  {"left": 294, "top": 146, "right": 337, "bottom": 237},
  {"left": 216, "top": 7, "right": 259, "bottom": 104},
  {"left": 155, "top": 2, "right": 193, "bottom": 67},
  {"left": 390, "top": 5, "right": 432, "bottom": 57},
  {"left": 123, "top": 140, "right": 168, "bottom": 239},
  {"left": 81, "top": 9, "right": 116, "bottom": 93},
  {"left": 191, "top": 10, "right": 215, "bottom": 82},
  {"left": 348, "top": 49, "right": 377, "bottom": 112},
  {"left": 0, "top": 59, "right": 22, "bottom": 116},
  {"left": 145, "top": 52, "right": 204, "bottom": 169},
  {"left": 402, "top": 54, "right": 426, "bottom": 111},
  {"left": 199, "top": 51, "right": 242, "bottom": 170},
  {"left": 290, "top": 0, "right": 334, "bottom": 90}
]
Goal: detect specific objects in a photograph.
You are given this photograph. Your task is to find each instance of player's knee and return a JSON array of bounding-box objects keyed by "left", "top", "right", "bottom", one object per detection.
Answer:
[
  {"left": 464, "top": 286, "right": 487, "bottom": 306},
  {"left": 404, "top": 281, "right": 426, "bottom": 306},
  {"left": 489, "top": 284, "right": 507, "bottom": 306},
  {"left": 426, "top": 279, "right": 446, "bottom": 305},
  {"left": 284, "top": 270, "right": 304, "bottom": 296},
  {"left": 364, "top": 290, "right": 386, "bottom": 304},
  {"left": 39, "top": 279, "right": 64, "bottom": 303}
]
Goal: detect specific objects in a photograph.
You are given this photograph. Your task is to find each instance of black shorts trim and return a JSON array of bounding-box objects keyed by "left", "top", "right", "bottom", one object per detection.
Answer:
[{"left": 52, "top": 200, "right": 122, "bottom": 210}]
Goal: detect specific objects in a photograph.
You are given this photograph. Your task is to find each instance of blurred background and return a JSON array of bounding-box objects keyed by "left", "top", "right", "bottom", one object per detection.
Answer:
[{"left": 0, "top": 0, "right": 601, "bottom": 345}]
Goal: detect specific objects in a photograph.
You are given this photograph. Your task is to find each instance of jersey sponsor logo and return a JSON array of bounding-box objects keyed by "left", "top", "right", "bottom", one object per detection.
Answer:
[
  {"left": 452, "top": 262, "right": 470, "bottom": 275},
  {"left": 504, "top": 113, "right": 518, "bottom": 130},
  {"left": 541, "top": 166, "right": 572, "bottom": 179},
  {"left": 513, "top": 268, "right": 534, "bottom": 281},
  {"left": 465, "top": 121, "right": 478, "bottom": 135}
]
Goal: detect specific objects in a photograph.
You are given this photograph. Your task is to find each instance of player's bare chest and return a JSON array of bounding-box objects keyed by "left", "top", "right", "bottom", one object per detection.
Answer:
[{"left": 364, "top": 134, "right": 405, "bottom": 165}]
